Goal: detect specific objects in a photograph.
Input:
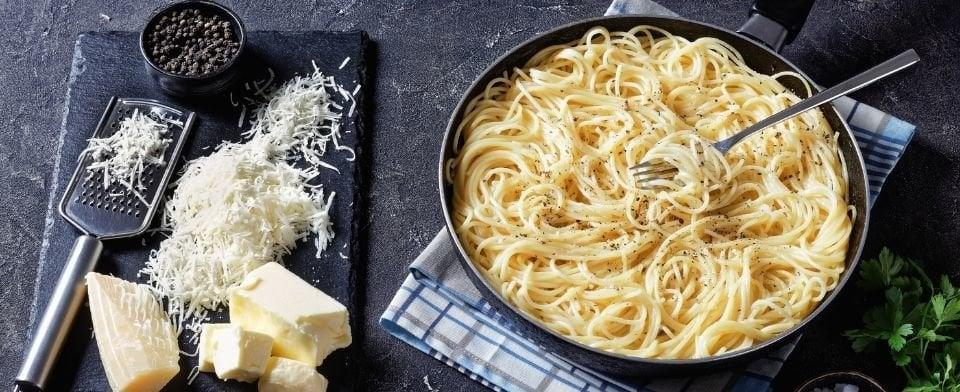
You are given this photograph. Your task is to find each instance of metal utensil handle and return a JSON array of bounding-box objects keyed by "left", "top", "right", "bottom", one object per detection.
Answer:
[
  {"left": 16, "top": 235, "right": 102, "bottom": 390},
  {"left": 714, "top": 49, "right": 920, "bottom": 154}
]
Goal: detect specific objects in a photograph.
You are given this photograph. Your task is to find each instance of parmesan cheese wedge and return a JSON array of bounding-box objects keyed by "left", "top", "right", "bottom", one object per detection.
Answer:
[
  {"left": 230, "top": 262, "right": 351, "bottom": 367},
  {"left": 85, "top": 273, "right": 179, "bottom": 392}
]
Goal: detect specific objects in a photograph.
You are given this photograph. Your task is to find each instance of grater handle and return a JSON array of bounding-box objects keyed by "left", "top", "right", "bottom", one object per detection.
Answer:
[{"left": 16, "top": 235, "right": 102, "bottom": 391}]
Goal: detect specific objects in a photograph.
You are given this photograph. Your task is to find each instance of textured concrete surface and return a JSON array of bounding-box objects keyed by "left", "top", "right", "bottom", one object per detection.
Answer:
[{"left": 1, "top": 0, "right": 958, "bottom": 390}]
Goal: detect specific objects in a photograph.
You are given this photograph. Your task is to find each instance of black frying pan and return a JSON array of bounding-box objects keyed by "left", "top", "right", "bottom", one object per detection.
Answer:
[{"left": 438, "top": 0, "right": 870, "bottom": 376}]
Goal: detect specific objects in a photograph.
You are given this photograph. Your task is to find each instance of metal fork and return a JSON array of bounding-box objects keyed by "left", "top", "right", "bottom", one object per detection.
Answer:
[{"left": 630, "top": 49, "right": 919, "bottom": 189}]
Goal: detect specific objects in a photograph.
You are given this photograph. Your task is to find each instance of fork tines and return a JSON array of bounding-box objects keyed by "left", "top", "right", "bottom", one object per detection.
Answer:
[{"left": 630, "top": 159, "right": 678, "bottom": 189}]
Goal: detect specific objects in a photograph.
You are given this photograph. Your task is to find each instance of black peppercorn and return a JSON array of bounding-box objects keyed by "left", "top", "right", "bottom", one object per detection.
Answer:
[{"left": 146, "top": 6, "right": 239, "bottom": 76}]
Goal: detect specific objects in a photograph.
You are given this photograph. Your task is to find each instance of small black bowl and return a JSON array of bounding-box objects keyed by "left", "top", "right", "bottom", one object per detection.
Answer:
[
  {"left": 139, "top": 0, "right": 246, "bottom": 97},
  {"left": 795, "top": 371, "right": 888, "bottom": 392}
]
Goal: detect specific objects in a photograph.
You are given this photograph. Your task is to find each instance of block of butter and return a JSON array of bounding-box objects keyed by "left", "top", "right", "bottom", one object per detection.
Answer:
[
  {"left": 259, "top": 357, "right": 328, "bottom": 392},
  {"left": 197, "top": 323, "right": 229, "bottom": 372},
  {"left": 86, "top": 273, "right": 179, "bottom": 392},
  {"left": 211, "top": 325, "right": 274, "bottom": 382},
  {"left": 230, "top": 262, "right": 351, "bottom": 367}
]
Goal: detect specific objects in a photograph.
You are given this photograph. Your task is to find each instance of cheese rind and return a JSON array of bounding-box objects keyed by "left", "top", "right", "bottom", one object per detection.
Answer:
[
  {"left": 229, "top": 262, "right": 351, "bottom": 366},
  {"left": 85, "top": 273, "right": 179, "bottom": 392},
  {"left": 197, "top": 323, "right": 229, "bottom": 372},
  {"left": 211, "top": 326, "right": 274, "bottom": 382},
  {"left": 258, "top": 357, "right": 328, "bottom": 392}
]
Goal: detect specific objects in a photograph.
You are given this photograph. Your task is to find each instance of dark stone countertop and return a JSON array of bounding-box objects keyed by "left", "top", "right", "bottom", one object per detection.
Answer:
[{"left": 1, "top": 0, "right": 958, "bottom": 390}]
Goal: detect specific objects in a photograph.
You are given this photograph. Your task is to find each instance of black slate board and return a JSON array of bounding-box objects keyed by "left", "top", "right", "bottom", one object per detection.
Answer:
[{"left": 28, "top": 31, "right": 369, "bottom": 391}]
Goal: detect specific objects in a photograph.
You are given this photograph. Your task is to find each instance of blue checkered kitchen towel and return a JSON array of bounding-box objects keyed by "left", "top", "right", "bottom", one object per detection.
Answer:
[{"left": 380, "top": 1, "right": 918, "bottom": 391}]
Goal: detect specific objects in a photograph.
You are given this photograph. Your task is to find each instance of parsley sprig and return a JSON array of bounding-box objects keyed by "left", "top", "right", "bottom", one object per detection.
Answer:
[{"left": 845, "top": 248, "right": 960, "bottom": 391}]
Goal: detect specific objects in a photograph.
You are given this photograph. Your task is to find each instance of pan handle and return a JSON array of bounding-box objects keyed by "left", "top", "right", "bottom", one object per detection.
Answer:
[{"left": 737, "top": 0, "right": 816, "bottom": 51}]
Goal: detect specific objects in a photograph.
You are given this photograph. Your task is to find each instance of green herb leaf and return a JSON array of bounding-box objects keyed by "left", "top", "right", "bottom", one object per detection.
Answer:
[
  {"left": 849, "top": 334, "right": 874, "bottom": 352},
  {"left": 944, "top": 298, "right": 960, "bottom": 323},
  {"left": 919, "top": 328, "right": 951, "bottom": 342},
  {"left": 933, "top": 295, "right": 947, "bottom": 321},
  {"left": 944, "top": 354, "right": 954, "bottom": 381},
  {"left": 858, "top": 248, "right": 904, "bottom": 291},
  {"left": 895, "top": 349, "right": 912, "bottom": 366},
  {"left": 942, "top": 275, "right": 956, "bottom": 297},
  {"left": 847, "top": 249, "right": 960, "bottom": 391},
  {"left": 890, "top": 323, "right": 914, "bottom": 351}
]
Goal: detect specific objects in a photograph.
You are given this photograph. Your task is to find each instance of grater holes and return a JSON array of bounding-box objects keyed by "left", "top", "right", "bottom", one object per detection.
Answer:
[
  {"left": 82, "top": 175, "right": 100, "bottom": 190},
  {"left": 72, "top": 105, "right": 179, "bottom": 220}
]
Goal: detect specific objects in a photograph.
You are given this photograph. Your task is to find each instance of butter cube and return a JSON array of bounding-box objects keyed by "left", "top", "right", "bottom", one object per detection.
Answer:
[
  {"left": 230, "top": 262, "right": 351, "bottom": 367},
  {"left": 197, "top": 323, "right": 229, "bottom": 372},
  {"left": 259, "top": 357, "right": 328, "bottom": 392},
  {"left": 211, "top": 326, "right": 274, "bottom": 382}
]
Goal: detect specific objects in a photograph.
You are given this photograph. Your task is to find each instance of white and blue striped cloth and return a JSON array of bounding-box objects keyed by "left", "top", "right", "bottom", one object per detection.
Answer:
[{"left": 380, "top": 1, "right": 916, "bottom": 391}]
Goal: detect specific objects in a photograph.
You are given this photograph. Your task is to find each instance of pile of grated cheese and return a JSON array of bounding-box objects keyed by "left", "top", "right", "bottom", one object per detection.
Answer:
[
  {"left": 81, "top": 109, "right": 171, "bottom": 204},
  {"left": 244, "top": 62, "right": 357, "bottom": 170},
  {"left": 141, "top": 65, "right": 353, "bottom": 336}
]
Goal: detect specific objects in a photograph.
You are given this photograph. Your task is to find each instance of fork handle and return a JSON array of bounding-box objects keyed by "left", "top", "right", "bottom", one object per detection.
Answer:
[
  {"left": 16, "top": 235, "right": 102, "bottom": 391},
  {"left": 713, "top": 49, "right": 919, "bottom": 154}
]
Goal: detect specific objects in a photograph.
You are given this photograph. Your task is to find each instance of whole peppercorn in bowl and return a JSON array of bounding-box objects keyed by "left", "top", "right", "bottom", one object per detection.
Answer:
[{"left": 139, "top": 1, "right": 246, "bottom": 96}]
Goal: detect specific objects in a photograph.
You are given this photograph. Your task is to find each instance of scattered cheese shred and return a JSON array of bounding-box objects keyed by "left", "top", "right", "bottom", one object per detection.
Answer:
[
  {"left": 142, "top": 65, "right": 353, "bottom": 336},
  {"left": 243, "top": 62, "right": 353, "bottom": 169},
  {"left": 81, "top": 109, "right": 171, "bottom": 204},
  {"left": 186, "top": 366, "right": 201, "bottom": 385},
  {"left": 423, "top": 375, "right": 437, "bottom": 391}
]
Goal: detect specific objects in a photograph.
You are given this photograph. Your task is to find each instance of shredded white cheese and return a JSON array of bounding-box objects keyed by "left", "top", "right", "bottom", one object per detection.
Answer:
[
  {"left": 141, "top": 143, "right": 335, "bottom": 334},
  {"left": 81, "top": 109, "right": 171, "bottom": 204},
  {"left": 423, "top": 375, "right": 438, "bottom": 391},
  {"left": 186, "top": 366, "right": 200, "bottom": 385},
  {"left": 231, "top": 68, "right": 276, "bottom": 128},
  {"left": 242, "top": 62, "right": 356, "bottom": 168},
  {"left": 142, "top": 65, "right": 354, "bottom": 335}
]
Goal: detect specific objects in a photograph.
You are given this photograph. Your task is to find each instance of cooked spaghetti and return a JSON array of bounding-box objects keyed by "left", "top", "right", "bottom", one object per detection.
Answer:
[{"left": 448, "top": 26, "right": 853, "bottom": 359}]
